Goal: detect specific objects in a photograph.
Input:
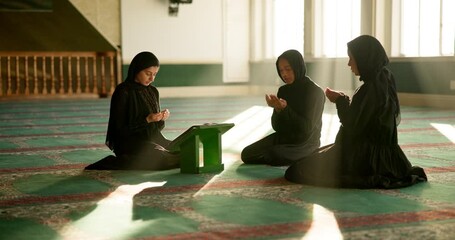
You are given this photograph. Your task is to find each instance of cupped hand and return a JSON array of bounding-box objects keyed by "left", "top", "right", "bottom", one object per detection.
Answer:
[
  {"left": 146, "top": 109, "right": 170, "bottom": 123},
  {"left": 265, "top": 94, "right": 287, "bottom": 111},
  {"left": 325, "top": 87, "right": 344, "bottom": 103},
  {"left": 161, "top": 109, "right": 170, "bottom": 121}
]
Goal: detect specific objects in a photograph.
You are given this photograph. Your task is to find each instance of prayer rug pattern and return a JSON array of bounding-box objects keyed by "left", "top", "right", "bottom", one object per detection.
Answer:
[{"left": 0, "top": 96, "right": 454, "bottom": 239}]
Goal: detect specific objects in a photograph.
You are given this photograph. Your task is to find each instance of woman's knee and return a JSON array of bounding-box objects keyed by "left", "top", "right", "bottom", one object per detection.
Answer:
[
  {"left": 240, "top": 147, "right": 253, "bottom": 163},
  {"left": 240, "top": 146, "right": 265, "bottom": 164}
]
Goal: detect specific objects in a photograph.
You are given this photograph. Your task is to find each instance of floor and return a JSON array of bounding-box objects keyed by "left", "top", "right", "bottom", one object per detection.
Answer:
[{"left": 0, "top": 95, "right": 454, "bottom": 240}]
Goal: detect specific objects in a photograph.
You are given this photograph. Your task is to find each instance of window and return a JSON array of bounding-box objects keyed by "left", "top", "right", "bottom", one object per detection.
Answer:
[
  {"left": 392, "top": 0, "right": 455, "bottom": 57},
  {"left": 441, "top": 0, "right": 455, "bottom": 55},
  {"left": 314, "top": 0, "right": 361, "bottom": 57},
  {"left": 273, "top": 0, "right": 304, "bottom": 57}
]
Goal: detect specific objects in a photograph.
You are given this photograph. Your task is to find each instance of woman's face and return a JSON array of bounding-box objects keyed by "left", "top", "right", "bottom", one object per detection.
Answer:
[
  {"left": 277, "top": 58, "right": 295, "bottom": 84},
  {"left": 347, "top": 50, "right": 360, "bottom": 76},
  {"left": 135, "top": 66, "right": 159, "bottom": 86}
]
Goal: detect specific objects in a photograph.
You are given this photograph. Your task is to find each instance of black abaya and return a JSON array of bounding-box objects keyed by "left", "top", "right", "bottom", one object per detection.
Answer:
[
  {"left": 285, "top": 36, "right": 427, "bottom": 188},
  {"left": 241, "top": 50, "right": 325, "bottom": 166},
  {"left": 85, "top": 52, "right": 179, "bottom": 171}
]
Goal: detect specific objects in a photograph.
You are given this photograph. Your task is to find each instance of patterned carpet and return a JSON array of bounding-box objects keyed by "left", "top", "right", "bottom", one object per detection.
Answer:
[{"left": 0, "top": 96, "right": 454, "bottom": 240}]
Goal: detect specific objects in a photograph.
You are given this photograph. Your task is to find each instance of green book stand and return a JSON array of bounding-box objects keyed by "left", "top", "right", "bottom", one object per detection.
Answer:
[{"left": 169, "top": 123, "right": 235, "bottom": 174}]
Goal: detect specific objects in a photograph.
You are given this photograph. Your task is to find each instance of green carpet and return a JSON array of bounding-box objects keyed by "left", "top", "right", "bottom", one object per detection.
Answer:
[{"left": 0, "top": 96, "right": 454, "bottom": 239}]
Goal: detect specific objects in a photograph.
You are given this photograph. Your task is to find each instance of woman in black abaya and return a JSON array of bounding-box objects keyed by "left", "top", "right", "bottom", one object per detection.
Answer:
[
  {"left": 85, "top": 51, "right": 180, "bottom": 170},
  {"left": 285, "top": 35, "right": 427, "bottom": 188},
  {"left": 241, "top": 49, "right": 325, "bottom": 166}
]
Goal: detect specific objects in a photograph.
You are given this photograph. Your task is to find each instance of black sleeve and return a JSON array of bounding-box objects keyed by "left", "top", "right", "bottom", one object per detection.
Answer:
[{"left": 335, "top": 84, "right": 378, "bottom": 137}]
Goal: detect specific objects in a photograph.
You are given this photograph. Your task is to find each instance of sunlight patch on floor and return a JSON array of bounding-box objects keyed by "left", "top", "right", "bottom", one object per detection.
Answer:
[
  {"left": 58, "top": 181, "right": 166, "bottom": 240},
  {"left": 431, "top": 123, "right": 455, "bottom": 143},
  {"left": 222, "top": 105, "right": 273, "bottom": 152},
  {"left": 221, "top": 105, "right": 340, "bottom": 152},
  {"left": 302, "top": 204, "right": 343, "bottom": 240}
]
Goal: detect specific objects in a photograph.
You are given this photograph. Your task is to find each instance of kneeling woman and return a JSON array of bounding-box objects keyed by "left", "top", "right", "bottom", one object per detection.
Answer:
[
  {"left": 285, "top": 36, "right": 427, "bottom": 188},
  {"left": 85, "top": 51, "right": 179, "bottom": 170}
]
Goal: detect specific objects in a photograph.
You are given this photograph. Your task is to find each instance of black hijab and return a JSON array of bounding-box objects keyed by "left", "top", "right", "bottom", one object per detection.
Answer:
[
  {"left": 347, "top": 35, "right": 389, "bottom": 82},
  {"left": 347, "top": 35, "right": 400, "bottom": 120},
  {"left": 126, "top": 51, "right": 160, "bottom": 83},
  {"left": 105, "top": 51, "right": 162, "bottom": 151},
  {"left": 276, "top": 49, "right": 307, "bottom": 83}
]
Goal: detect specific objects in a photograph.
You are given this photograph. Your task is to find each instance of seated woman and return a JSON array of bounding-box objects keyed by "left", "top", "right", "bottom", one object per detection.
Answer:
[
  {"left": 241, "top": 49, "right": 325, "bottom": 166},
  {"left": 85, "top": 51, "right": 179, "bottom": 170},
  {"left": 285, "top": 35, "right": 427, "bottom": 188}
]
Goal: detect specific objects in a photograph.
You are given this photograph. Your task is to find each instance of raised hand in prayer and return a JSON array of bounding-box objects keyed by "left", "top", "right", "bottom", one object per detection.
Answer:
[
  {"left": 265, "top": 94, "right": 287, "bottom": 112},
  {"left": 161, "top": 109, "right": 170, "bottom": 121},
  {"left": 146, "top": 109, "right": 170, "bottom": 123},
  {"left": 325, "top": 87, "right": 344, "bottom": 103}
]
